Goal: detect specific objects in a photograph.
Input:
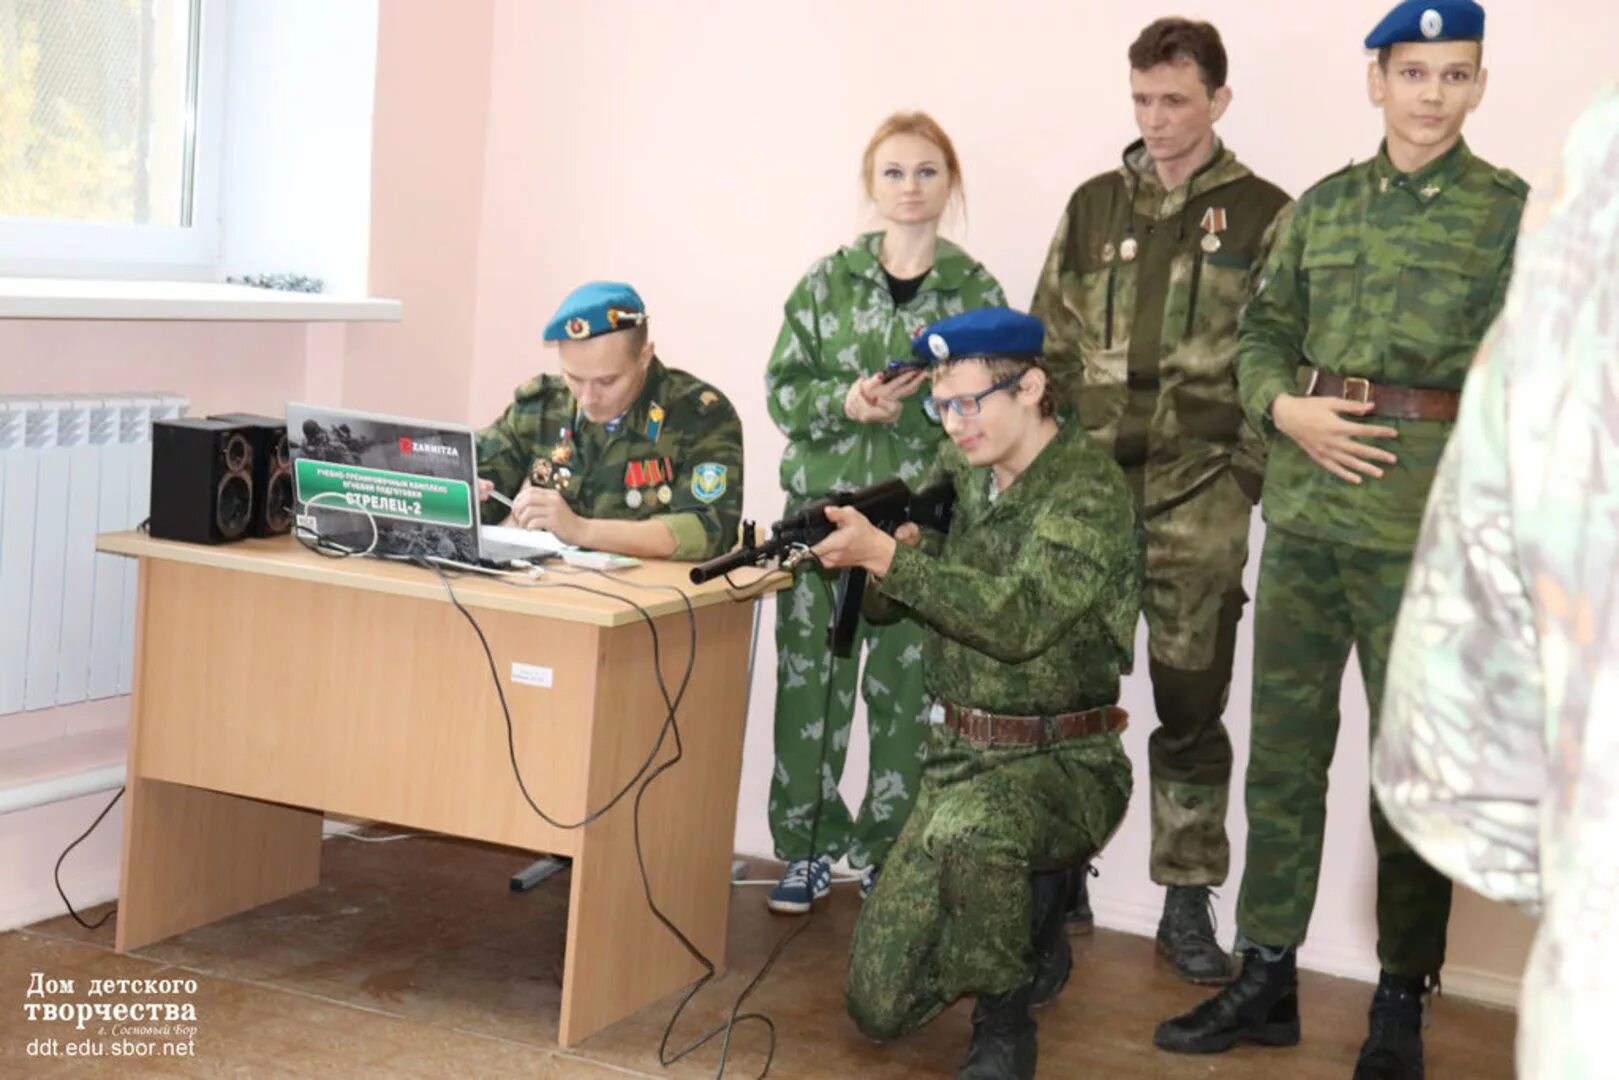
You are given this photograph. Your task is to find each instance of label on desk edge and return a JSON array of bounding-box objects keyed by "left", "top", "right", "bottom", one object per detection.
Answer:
[{"left": 510, "top": 662, "right": 553, "bottom": 689}]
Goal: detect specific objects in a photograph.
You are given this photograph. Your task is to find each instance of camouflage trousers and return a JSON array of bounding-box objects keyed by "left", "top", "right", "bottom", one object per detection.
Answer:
[
  {"left": 768, "top": 566, "right": 929, "bottom": 868},
  {"left": 1133, "top": 467, "right": 1254, "bottom": 886},
  {"left": 1235, "top": 526, "right": 1452, "bottom": 977},
  {"left": 846, "top": 727, "right": 1132, "bottom": 1040}
]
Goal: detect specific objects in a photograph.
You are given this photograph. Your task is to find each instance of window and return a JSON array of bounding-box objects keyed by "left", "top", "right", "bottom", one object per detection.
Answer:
[{"left": 0, "top": 0, "right": 223, "bottom": 278}]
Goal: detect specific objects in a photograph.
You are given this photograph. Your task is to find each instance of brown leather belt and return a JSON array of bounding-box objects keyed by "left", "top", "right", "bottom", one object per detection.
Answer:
[
  {"left": 942, "top": 703, "right": 1128, "bottom": 748},
  {"left": 1304, "top": 368, "right": 1460, "bottom": 422}
]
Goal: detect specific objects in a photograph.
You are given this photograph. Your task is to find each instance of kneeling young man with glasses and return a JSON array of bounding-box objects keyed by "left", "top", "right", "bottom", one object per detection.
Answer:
[{"left": 812, "top": 307, "right": 1143, "bottom": 1080}]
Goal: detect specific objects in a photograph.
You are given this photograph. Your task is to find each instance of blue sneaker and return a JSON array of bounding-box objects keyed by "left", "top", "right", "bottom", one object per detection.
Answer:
[
  {"left": 859, "top": 864, "right": 880, "bottom": 900},
  {"left": 767, "top": 855, "right": 832, "bottom": 914}
]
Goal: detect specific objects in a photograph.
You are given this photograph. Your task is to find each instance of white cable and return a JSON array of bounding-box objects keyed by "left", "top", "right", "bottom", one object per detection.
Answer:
[{"left": 295, "top": 490, "right": 379, "bottom": 556}]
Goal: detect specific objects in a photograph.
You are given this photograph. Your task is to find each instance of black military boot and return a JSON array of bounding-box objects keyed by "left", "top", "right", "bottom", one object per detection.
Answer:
[
  {"left": 1153, "top": 946, "right": 1300, "bottom": 1054},
  {"left": 1028, "top": 870, "right": 1071, "bottom": 1008},
  {"left": 1157, "top": 884, "right": 1235, "bottom": 984},
  {"left": 1352, "top": 971, "right": 1431, "bottom": 1079},
  {"left": 1061, "top": 861, "right": 1095, "bottom": 935},
  {"left": 958, "top": 981, "right": 1037, "bottom": 1080}
]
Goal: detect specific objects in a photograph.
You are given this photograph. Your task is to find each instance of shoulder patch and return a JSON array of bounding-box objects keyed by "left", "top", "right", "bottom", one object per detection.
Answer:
[
  {"left": 698, "top": 389, "right": 720, "bottom": 410},
  {"left": 691, "top": 462, "right": 728, "bottom": 504}
]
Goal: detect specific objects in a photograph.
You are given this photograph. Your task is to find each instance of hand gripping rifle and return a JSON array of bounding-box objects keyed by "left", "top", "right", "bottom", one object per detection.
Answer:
[{"left": 689, "top": 477, "right": 956, "bottom": 658}]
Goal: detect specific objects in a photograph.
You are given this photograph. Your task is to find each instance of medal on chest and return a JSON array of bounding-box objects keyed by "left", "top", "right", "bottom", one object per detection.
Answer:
[
  {"left": 1199, "top": 207, "right": 1227, "bottom": 254},
  {"left": 1120, "top": 237, "right": 1139, "bottom": 262}
]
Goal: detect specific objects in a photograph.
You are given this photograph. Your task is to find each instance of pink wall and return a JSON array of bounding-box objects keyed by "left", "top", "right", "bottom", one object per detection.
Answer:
[
  {"left": 5, "top": 0, "right": 1610, "bottom": 1001},
  {"left": 0, "top": 319, "right": 329, "bottom": 926},
  {"left": 458, "top": 0, "right": 1615, "bottom": 999}
]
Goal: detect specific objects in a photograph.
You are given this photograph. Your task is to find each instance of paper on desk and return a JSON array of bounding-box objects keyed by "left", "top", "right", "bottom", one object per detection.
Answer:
[{"left": 480, "top": 524, "right": 572, "bottom": 555}]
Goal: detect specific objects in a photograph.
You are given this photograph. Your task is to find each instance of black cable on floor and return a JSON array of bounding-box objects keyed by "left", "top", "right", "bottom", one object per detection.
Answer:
[{"left": 55, "top": 785, "right": 125, "bottom": 931}]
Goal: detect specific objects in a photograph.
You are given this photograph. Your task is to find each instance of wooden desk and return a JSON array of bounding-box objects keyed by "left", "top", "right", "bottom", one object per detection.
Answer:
[{"left": 97, "top": 531, "right": 770, "bottom": 1046}]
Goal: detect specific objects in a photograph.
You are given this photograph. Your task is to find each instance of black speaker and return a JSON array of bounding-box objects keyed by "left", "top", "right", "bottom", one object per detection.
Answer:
[
  {"left": 209, "top": 412, "right": 292, "bottom": 536},
  {"left": 149, "top": 418, "right": 254, "bottom": 544}
]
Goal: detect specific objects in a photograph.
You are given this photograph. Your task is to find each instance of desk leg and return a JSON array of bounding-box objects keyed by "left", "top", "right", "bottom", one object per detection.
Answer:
[
  {"left": 114, "top": 777, "right": 322, "bottom": 952},
  {"left": 556, "top": 602, "right": 751, "bottom": 1047}
]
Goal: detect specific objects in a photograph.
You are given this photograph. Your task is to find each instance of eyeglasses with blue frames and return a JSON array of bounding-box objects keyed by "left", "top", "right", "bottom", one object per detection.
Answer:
[{"left": 922, "top": 373, "right": 1025, "bottom": 422}]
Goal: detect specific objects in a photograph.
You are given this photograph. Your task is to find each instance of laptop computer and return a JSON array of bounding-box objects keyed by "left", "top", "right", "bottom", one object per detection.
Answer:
[{"left": 285, "top": 402, "right": 566, "bottom": 566}]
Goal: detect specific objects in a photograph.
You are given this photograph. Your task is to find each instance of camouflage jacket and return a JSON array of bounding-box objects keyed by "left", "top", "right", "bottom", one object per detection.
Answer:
[
  {"left": 872, "top": 421, "right": 1142, "bottom": 716},
  {"left": 475, "top": 357, "right": 743, "bottom": 561},
  {"left": 1374, "top": 89, "right": 1619, "bottom": 1080},
  {"left": 1239, "top": 137, "right": 1527, "bottom": 551},
  {"left": 764, "top": 232, "right": 1004, "bottom": 507},
  {"left": 1030, "top": 139, "right": 1291, "bottom": 513}
]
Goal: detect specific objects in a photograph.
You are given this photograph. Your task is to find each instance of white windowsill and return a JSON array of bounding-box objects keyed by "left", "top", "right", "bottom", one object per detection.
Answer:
[{"left": 0, "top": 278, "right": 402, "bottom": 322}]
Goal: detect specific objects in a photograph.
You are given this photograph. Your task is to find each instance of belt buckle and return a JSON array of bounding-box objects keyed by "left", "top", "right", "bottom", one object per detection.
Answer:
[{"left": 1341, "top": 376, "right": 1372, "bottom": 404}]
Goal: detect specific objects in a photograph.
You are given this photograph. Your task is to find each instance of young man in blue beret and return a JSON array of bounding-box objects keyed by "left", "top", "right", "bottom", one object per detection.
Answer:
[
  {"left": 1155, "top": 3, "right": 1527, "bottom": 1077},
  {"left": 816, "top": 307, "right": 1143, "bottom": 1079},
  {"left": 474, "top": 282, "right": 744, "bottom": 561}
]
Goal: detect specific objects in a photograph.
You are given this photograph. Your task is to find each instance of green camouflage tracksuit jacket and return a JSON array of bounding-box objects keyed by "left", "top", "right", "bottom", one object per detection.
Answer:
[
  {"left": 846, "top": 420, "right": 1143, "bottom": 1039},
  {"left": 1031, "top": 139, "right": 1291, "bottom": 885},
  {"left": 762, "top": 232, "right": 1004, "bottom": 868},
  {"left": 475, "top": 357, "right": 743, "bottom": 561},
  {"left": 1234, "top": 137, "right": 1527, "bottom": 975},
  {"left": 1375, "top": 88, "right": 1619, "bottom": 1080}
]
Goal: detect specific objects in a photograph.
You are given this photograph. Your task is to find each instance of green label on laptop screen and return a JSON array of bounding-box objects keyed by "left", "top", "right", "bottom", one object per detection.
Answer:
[{"left": 293, "top": 459, "right": 473, "bottom": 528}]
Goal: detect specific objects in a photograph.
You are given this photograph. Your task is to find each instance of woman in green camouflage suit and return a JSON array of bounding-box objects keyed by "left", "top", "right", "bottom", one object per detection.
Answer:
[{"left": 762, "top": 112, "right": 1005, "bottom": 912}]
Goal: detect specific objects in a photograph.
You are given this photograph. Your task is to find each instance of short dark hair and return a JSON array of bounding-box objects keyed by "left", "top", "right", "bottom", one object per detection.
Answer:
[
  {"left": 1129, "top": 18, "right": 1227, "bottom": 93},
  {"left": 1377, "top": 41, "right": 1484, "bottom": 70},
  {"left": 935, "top": 356, "right": 1056, "bottom": 419}
]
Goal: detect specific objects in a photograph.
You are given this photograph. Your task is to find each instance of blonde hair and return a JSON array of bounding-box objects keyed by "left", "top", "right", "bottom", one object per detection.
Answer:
[{"left": 860, "top": 111, "right": 966, "bottom": 217}]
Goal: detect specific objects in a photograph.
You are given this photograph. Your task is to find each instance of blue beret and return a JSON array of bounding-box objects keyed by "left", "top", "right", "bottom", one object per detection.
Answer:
[
  {"left": 542, "top": 281, "right": 647, "bottom": 343},
  {"left": 1365, "top": 0, "right": 1485, "bottom": 49},
  {"left": 911, "top": 307, "right": 1044, "bottom": 365}
]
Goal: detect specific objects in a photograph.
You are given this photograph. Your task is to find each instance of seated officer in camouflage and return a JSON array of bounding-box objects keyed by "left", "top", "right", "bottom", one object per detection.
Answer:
[
  {"left": 475, "top": 281, "right": 744, "bottom": 561},
  {"left": 813, "top": 307, "right": 1142, "bottom": 1080},
  {"left": 1155, "top": 3, "right": 1526, "bottom": 1077},
  {"left": 1030, "top": 16, "right": 1291, "bottom": 983}
]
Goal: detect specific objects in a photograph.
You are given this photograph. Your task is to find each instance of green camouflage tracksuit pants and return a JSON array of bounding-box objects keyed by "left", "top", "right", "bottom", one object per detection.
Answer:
[
  {"left": 847, "top": 729, "right": 1133, "bottom": 1038},
  {"left": 1236, "top": 526, "right": 1452, "bottom": 977},
  {"left": 769, "top": 566, "right": 929, "bottom": 868}
]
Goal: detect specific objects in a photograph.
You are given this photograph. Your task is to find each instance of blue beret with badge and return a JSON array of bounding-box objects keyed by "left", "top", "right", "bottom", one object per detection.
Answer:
[
  {"left": 910, "top": 306, "right": 1044, "bottom": 366},
  {"left": 542, "top": 281, "right": 649, "bottom": 343},
  {"left": 1365, "top": 0, "right": 1485, "bottom": 48}
]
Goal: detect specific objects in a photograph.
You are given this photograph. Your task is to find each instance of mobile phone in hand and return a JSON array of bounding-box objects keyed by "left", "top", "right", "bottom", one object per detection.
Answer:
[{"left": 877, "top": 360, "right": 929, "bottom": 383}]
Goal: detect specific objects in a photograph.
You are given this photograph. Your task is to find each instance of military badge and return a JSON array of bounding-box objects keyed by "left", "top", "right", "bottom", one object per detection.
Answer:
[
  {"left": 555, "top": 467, "right": 573, "bottom": 492},
  {"left": 1419, "top": 8, "right": 1443, "bottom": 38},
  {"left": 927, "top": 333, "right": 950, "bottom": 361},
  {"left": 698, "top": 390, "right": 719, "bottom": 409},
  {"left": 565, "top": 316, "right": 591, "bottom": 340},
  {"left": 1200, "top": 207, "right": 1227, "bottom": 254},
  {"left": 1120, "top": 237, "right": 1139, "bottom": 262},
  {"left": 646, "top": 403, "right": 664, "bottom": 442},
  {"left": 1102, "top": 242, "right": 1117, "bottom": 264},
  {"left": 529, "top": 458, "right": 554, "bottom": 487},
  {"left": 657, "top": 484, "right": 672, "bottom": 505},
  {"left": 1421, "top": 184, "right": 1442, "bottom": 200},
  {"left": 625, "top": 488, "right": 643, "bottom": 509},
  {"left": 605, "top": 305, "right": 645, "bottom": 330},
  {"left": 551, "top": 441, "right": 573, "bottom": 465},
  {"left": 691, "top": 462, "right": 727, "bottom": 504}
]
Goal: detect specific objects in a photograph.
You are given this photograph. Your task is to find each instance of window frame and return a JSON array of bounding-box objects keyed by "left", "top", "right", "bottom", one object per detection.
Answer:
[{"left": 0, "top": 0, "right": 228, "bottom": 281}]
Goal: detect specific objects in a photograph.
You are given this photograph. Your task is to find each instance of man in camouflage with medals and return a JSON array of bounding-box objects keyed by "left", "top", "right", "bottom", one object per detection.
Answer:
[
  {"left": 1029, "top": 16, "right": 1290, "bottom": 983},
  {"left": 1156, "top": 3, "right": 1526, "bottom": 1076},
  {"left": 476, "top": 281, "right": 744, "bottom": 561}
]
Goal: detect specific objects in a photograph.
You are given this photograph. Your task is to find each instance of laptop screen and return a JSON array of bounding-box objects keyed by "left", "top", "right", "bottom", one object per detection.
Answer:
[{"left": 286, "top": 403, "right": 481, "bottom": 563}]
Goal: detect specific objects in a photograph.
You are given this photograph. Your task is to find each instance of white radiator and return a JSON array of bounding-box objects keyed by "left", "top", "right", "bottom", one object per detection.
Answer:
[{"left": 0, "top": 393, "right": 188, "bottom": 716}]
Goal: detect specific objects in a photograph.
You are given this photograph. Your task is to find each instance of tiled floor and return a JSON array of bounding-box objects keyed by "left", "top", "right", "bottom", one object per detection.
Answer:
[{"left": 0, "top": 832, "right": 1516, "bottom": 1077}]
